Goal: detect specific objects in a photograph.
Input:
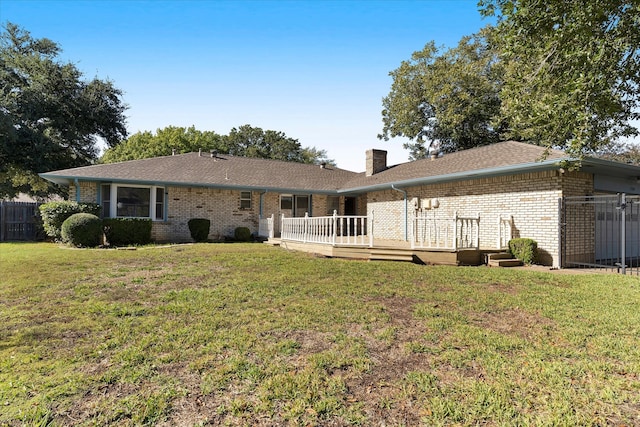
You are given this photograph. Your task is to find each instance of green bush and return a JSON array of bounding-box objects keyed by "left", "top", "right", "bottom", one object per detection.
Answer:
[
  {"left": 39, "top": 201, "right": 100, "bottom": 240},
  {"left": 234, "top": 226, "right": 252, "bottom": 242},
  {"left": 188, "top": 218, "right": 211, "bottom": 242},
  {"left": 103, "top": 218, "right": 152, "bottom": 246},
  {"left": 509, "top": 238, "right": 538, "bottom": 264},
  {"left": 61, "top": 213, "right": 103, "bottom": 247}
]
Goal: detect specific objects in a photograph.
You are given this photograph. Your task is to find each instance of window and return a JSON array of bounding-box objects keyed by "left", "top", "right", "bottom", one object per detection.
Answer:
[
  {"left": 155, "top": 188, "right": 165, "bottom": 220},
  {"left": 327, "top": 196, "right": 339, "bottom": 215},
  {"left": 117, "top": 187, "right": 150, "bottom": 217},
  {"left": 240, "top": 191, "right": 252, "bottom": 209},
  {"left": 280, "top": 194, "right": 310, "bottom": 217},
  {"left": 101, "top": 184, "right": 111, "bottom": 218},
  {"left": 102, "top": 184, "right": 165, "bottom": 220},
  {"left": 280, "top": 195, "right": 292, "bottom": 210}
]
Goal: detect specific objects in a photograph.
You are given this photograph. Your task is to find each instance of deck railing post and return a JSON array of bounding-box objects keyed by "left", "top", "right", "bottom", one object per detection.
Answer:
[
  {"left": 410, "top": 209, "right": 416, "bottom": 249},
  {"left": 281, "top": 213, "right": 286, "bottom": 239},
  {"left": 303, "top": 212, "right": 309, "bottom": 243},
  {"left": 369, "top": 210, "right": 374, "bottom": 247},
  {"left": 476, "top": 212, "right": 480, "bottom": 249},
  {"left": 332, "top": 210, "right": 337, "bottom": 246},
  {"left": 453, "top": 211, "right": 459, "bottom": 250}
]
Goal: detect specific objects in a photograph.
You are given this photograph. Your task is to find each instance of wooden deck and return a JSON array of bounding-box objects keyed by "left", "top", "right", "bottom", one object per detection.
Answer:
[{"left": 265, "top": 238, "right": 485, "bottom": 266}]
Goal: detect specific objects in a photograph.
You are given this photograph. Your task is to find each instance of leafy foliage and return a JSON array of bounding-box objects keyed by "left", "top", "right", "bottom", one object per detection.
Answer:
[
  {"left": 103, "top": 218, "right": 152, "bottom": 246},
  {"left": 508, "top": 238, "right": 537, "bottom": 264},
  {"left": 0, "top": 23, "right": 128, "bottom": 198},
  {"left": 234, "top": 226, "right": 252, "bottom": 242},
  {"left": 597, "top": 141, "right": 640, "bottom": 165},
  {"left": 39, "top": 201, "right": 100, "bottom": 240},
  {"left": 379, "top": 28, "right": 506, "bottom": 159},
  {"left": 100, "top": 126, "right": 225, "bottom": 163},
  {"left": 479, "top": 0, "right": 640, "bottom": 157},
  {"left": 187, "top": 218, "right": 211, "bottom": 242},
  {"left": 101, "top": 124, "right": 336, "bottom": 166},
  {"left": 60, "top": 213, "right": 103, "bottom": 247}
]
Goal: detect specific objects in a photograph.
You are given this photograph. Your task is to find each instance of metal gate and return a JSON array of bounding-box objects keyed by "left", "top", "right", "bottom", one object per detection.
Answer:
[
  {"left": 561, "top": 194, "right": 640, "bottom": 275},
  {"left": 0, "top": 201, "right": 41, "bottom": 241}
]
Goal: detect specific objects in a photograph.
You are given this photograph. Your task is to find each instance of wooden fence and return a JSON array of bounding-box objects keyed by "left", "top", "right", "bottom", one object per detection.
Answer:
[{"left": 0, "top": 201, "right": 41, "bottom": 241}]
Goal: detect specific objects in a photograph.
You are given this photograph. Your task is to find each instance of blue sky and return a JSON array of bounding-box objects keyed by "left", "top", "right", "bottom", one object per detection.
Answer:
[{"left": 2, "top": 0, "right": 493, "bottom": 171}]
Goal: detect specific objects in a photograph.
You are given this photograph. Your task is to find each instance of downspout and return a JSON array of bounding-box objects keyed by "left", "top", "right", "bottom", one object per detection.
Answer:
[
  {"left": 74, "top": 178, "right": 80, "bottom": 202},
  {"left": 259, "top": 191, "right": 267, "bottom": 218},
  {"left": 391, "top": 184, "right": 408, "bottom": 241}
]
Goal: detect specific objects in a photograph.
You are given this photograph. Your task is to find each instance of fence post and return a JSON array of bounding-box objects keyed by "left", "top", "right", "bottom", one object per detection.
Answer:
[
  {"left": 621, "top": 193, "right": 627, "bottom": 275},
  {"left": 0, "top": 201, "right": 4, "bottom": 242}
]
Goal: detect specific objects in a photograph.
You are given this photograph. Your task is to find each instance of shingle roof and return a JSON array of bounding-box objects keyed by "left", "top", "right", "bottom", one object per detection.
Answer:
[
  {"left": 40, "top": 141, "right": 571, "bottom": 193},
  {"left": 40, "top": 152, "right": 360, "bottom": 193},
  {"left": 342, "top": 141, "right": 568, "bottom": 191}
]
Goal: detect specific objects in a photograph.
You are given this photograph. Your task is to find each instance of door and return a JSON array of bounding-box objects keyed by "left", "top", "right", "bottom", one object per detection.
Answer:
[{"left": 294, "top": 195, "right": 309, "bottom": 218}]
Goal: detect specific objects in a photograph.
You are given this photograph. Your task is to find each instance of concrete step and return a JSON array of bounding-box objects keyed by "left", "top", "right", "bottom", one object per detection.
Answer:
[
  {"left": 487, "top": 252, "right": 514, "bottom": 261},
  {"left": 488, "top": 258, "right": 523, "bottom": 267}
]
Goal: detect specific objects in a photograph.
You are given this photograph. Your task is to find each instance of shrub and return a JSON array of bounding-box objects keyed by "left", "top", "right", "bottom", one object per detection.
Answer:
[
  {"left": 234, "top": 226, "right": 252, "bottom": 242},
  {"left": 39, "top": 201, "right": 100, "bottom": 240},
  {"left": 103, "top": 218, "right": 152, "bottom": 246},
  {"left": 509, "top": 238, "right": 538, "bottom": 264},
  {"left": 188, "top": 218, "right": 211, "bottom": 242},
  {"left": 61, "top": 213, "right": 103, "bottom": 247}
]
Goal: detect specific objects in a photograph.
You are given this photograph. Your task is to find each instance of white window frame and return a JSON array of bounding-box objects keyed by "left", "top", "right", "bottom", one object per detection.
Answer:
[
  {"left": 105, "top": 183, "right": 165, "bottom": 221},
  {"left": 240, "top": 191, "right": 252, "bottom": 210}
]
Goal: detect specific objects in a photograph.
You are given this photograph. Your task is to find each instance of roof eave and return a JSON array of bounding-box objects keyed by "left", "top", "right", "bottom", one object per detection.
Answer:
[{"left": 38, "top": 173, "right": 342, "bottom": 195}]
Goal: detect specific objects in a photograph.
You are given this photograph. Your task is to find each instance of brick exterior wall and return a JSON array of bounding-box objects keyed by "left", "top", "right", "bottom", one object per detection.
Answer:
[
  {"left": 366, "top": 170, "right": 593, "bottom": 267},
  {"left": 71, "top": 182, "right": 338, "bottom": 242},
  {"left": 69, "top": 170, "right": 594, "bottom": 267}
]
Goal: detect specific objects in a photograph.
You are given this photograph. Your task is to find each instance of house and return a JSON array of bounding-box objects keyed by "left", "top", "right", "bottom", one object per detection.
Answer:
[{"left": 40, "top": 141, "right": 640, "bottom": 269}]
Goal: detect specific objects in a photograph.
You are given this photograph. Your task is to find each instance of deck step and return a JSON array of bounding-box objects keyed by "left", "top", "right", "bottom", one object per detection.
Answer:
[{"left": 369, "top": 249, "right": 415, "bottom": 262}]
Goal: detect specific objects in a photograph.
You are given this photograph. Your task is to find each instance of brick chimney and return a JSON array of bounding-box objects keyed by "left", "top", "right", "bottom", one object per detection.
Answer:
[{"left": 366, "top": 149, "right": 387, "bottom": 176}]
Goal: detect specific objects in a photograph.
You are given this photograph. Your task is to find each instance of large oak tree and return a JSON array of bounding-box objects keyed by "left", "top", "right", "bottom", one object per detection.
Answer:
[
  {"left": 479, "top": 0, "right": 640, "bottom": 157},
  {"left": 0, "top": 23, "right": 128, "bottom": 198},
  {"left": 379, "top": 28, "right": 506, "bottom": 159}
]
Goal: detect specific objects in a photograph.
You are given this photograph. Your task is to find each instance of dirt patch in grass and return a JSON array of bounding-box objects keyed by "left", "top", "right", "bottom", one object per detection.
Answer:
[
  {"left": 343, "top": 296, "right": 431, "bottom": 426},
  {"left": 470, "top": 308, "right": 556, "bottom": 340}
]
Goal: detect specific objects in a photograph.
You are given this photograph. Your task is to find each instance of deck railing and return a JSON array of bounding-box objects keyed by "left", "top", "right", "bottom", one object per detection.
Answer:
[
  {"left": 280, "top": 211, "right": 373, "bottom": 247},
  {"left": 411, "top": 211, "right": 480, "bottom": 250},
  {"left": 258, "top": 214, "right": 275, "bottom": 239}
]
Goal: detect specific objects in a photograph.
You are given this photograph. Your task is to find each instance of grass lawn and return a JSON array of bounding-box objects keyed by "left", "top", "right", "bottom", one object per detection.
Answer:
[{"left": 1, "top": 242, "right": 640, "bottom": 426}]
